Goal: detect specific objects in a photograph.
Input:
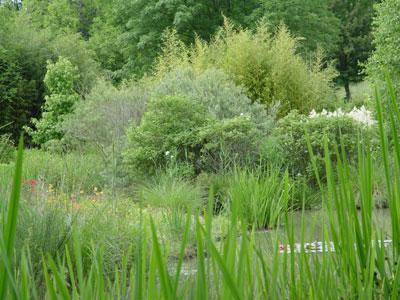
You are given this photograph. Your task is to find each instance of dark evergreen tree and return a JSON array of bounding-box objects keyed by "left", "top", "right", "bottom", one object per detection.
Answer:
[
  {"left": 330, "top": 0, "right": 376, "bottom": 100},
  {"left": 0, "top": 49, "right": 36, "bottom": 141}
]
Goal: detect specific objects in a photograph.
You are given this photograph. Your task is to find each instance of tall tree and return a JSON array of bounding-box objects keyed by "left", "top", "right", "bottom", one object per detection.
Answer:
[
  {"left": 87, "top": 0, "right": 125, "bottom": 81},
  {"left": 0, "top": 48, "right": 36, "bottom": 141},
  {"left": 0, "top": 7, "right": 51, "bottom": 141},
  {"left": 24, "top": 0, "right": 99, "bottom": 38},
  {"left": 367, "top": 0, "right": 400, "bottom": 92},
  {"left": 259, "top": 0, "right": 340, "bottom": 57},
  {"left": 0, "top": 5, "right": 98, "bottom": 142},
  {"left": 106, "top": 0, "right": 261, "bottom": 77},
  {"left": 330, "top": 0, "right": 376, "bottom": 100},
  {"left": 27, "top": 57, "right": 81, "bottom": 147}
]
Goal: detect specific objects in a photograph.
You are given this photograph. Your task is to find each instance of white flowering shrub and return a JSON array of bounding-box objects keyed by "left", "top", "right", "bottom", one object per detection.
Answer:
[
  {"left": 309, "top": 106, "right": 376, "bottom": 126},
  {"left": 275, "top": 110, "right": 378, "bottom": 184}
]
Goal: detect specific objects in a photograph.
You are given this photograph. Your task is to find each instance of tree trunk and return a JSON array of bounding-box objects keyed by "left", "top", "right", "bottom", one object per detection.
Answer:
[{"left": 344, "top": 79, "right": 351, "bottom": 101}]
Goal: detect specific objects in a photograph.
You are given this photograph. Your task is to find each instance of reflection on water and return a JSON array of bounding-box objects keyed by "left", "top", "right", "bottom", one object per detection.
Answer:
[{"left": 255, "top": 209, "right": 393, "bottom": 250}]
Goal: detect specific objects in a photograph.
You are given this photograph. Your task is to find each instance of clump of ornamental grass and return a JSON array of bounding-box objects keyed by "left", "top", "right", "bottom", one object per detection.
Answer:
[
  {"left": 155, "top": 19, "right": 336, "bottom": 117},
  {"left": 225, "top": 167, "right": 290, "bottom": 229}
]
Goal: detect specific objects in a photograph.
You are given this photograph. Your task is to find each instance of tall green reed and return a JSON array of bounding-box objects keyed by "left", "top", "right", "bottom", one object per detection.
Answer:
[{"left": 0, "top": 135, "right": 23, "bottom": 299}]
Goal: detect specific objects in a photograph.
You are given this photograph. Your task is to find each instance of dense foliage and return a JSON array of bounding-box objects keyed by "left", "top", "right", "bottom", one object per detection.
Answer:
[
  {"left": 275, "top": 110, "right": 377, "bottom": 183},
  {"left": 331, "top": 0, "right": 376, "bottom": 100},
  {"left": 123, "top": 95, "right": 208, "bottom": 177},
  {"left": 153, "top": 67, "right": 271, "bottom": 122},
  {"left": 259, "top": 0, "right": 340, "bottom": 56},
  {"left": 1, "top": 0, "right": 400, "bottom": 298},
  {"left": 123, "top": 94, "right": 268, "bottom": 177},
  {"left": 155, "top": 22, "right": 336, "bottom": 117},
  {"left": 0, "top": 6, "right": 97, "bottom": 142},
  {"left": 27, "top": 57, "right": 80, "bottom": 149},
  {"left": 367, "top": 0, "right": 400, "bottom": 93},
  {"left": 0, "top": 134, "right": 14, "bottom": 164},
  {"left": 0, "top": 0, "right": 383, "bottom": 141}
]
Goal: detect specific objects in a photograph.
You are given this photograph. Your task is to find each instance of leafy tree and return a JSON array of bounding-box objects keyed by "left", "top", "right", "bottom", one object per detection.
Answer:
[
  {"left": 330, "top": 0, "right": 376, "bottom": 100},
  {"left": 0, "top": 48, "right": 36, "bottom": 141},
  {"left": 24, "top": 0, "right": 99, "bottom": 38},
  {"left": 50, "top": 33, "right": 98, "bottom": 94},
  {"left": 27, "top": 57, "right": 80, "bottom": 147},
  {"left": 106, "top": 0, "right": 260, "bottom": 77},
  {"left": 0, "top": 7, "right": 51, "bottom": 141},
  {"left": 0, "top": 6, "right": 97, "bottom": 142},
  {"left": 259, "top": 0, "right": 340, "bottom": 56},
  {"left": 87, "top": 0, "right": 125, "bottom": 81},
  {"left": 23, "top": 0, "right": 78, "bottom": 34},
  {"left": 367, "top": 0, "right": 400, "bottom": 92}
]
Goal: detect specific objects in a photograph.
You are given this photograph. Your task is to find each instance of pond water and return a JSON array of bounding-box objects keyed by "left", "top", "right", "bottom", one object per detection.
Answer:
[
  {"left": 174, "top": 209, "right": 394, "bottom": 276},
  {"left": 255, "top": 208, "right": 393, "bottom": 252}
]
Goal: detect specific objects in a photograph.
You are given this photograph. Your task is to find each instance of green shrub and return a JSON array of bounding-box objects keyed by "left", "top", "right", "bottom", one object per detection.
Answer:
[
  {"left": 27, "top": 57, "right": 80, "bottom": 148},
  {"left": 153, "top": 67, "right": 273, "bottom": 125},
  {"left": 0, "top": 134, "right": 14, "bottom": 164},
  {"left": 275, "top": 110, "right": 377, "bottom": 184},
  {"left": 123, "top": 95, "right": 208, "bottom": 177},
  {"left": 155, "top": 21, "right": 336, "bottom": 117},
  {"left": 64, "top": 80, "right": 148, "bottom": 149},
  {"left": 199, "top": 117, "right": 263, "bottom": 172},
  {"left": 123, "top": 95, "right": 269, "bottom": 177}
]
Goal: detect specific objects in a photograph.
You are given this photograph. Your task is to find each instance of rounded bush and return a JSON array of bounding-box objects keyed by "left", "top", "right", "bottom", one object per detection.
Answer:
[
  {"left": 123, "top": 94, "right": 268, "bottom": 178},
  {"left": 153, "top": 67, "right": 272, "bottom": 126},
  {"left": 123, "top": 95, "right": 208, "bottom": 177},
  {"left": 274, "top": 110, "right": 377, "bottom": 184}
]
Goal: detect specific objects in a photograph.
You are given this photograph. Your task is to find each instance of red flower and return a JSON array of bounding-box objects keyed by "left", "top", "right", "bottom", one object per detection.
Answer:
[
  {"left": 25, "top": 179, "right": 38, "bottom": 191},
  {"left": 279, "top": 244, "right": 285, "bottom": 252}
]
